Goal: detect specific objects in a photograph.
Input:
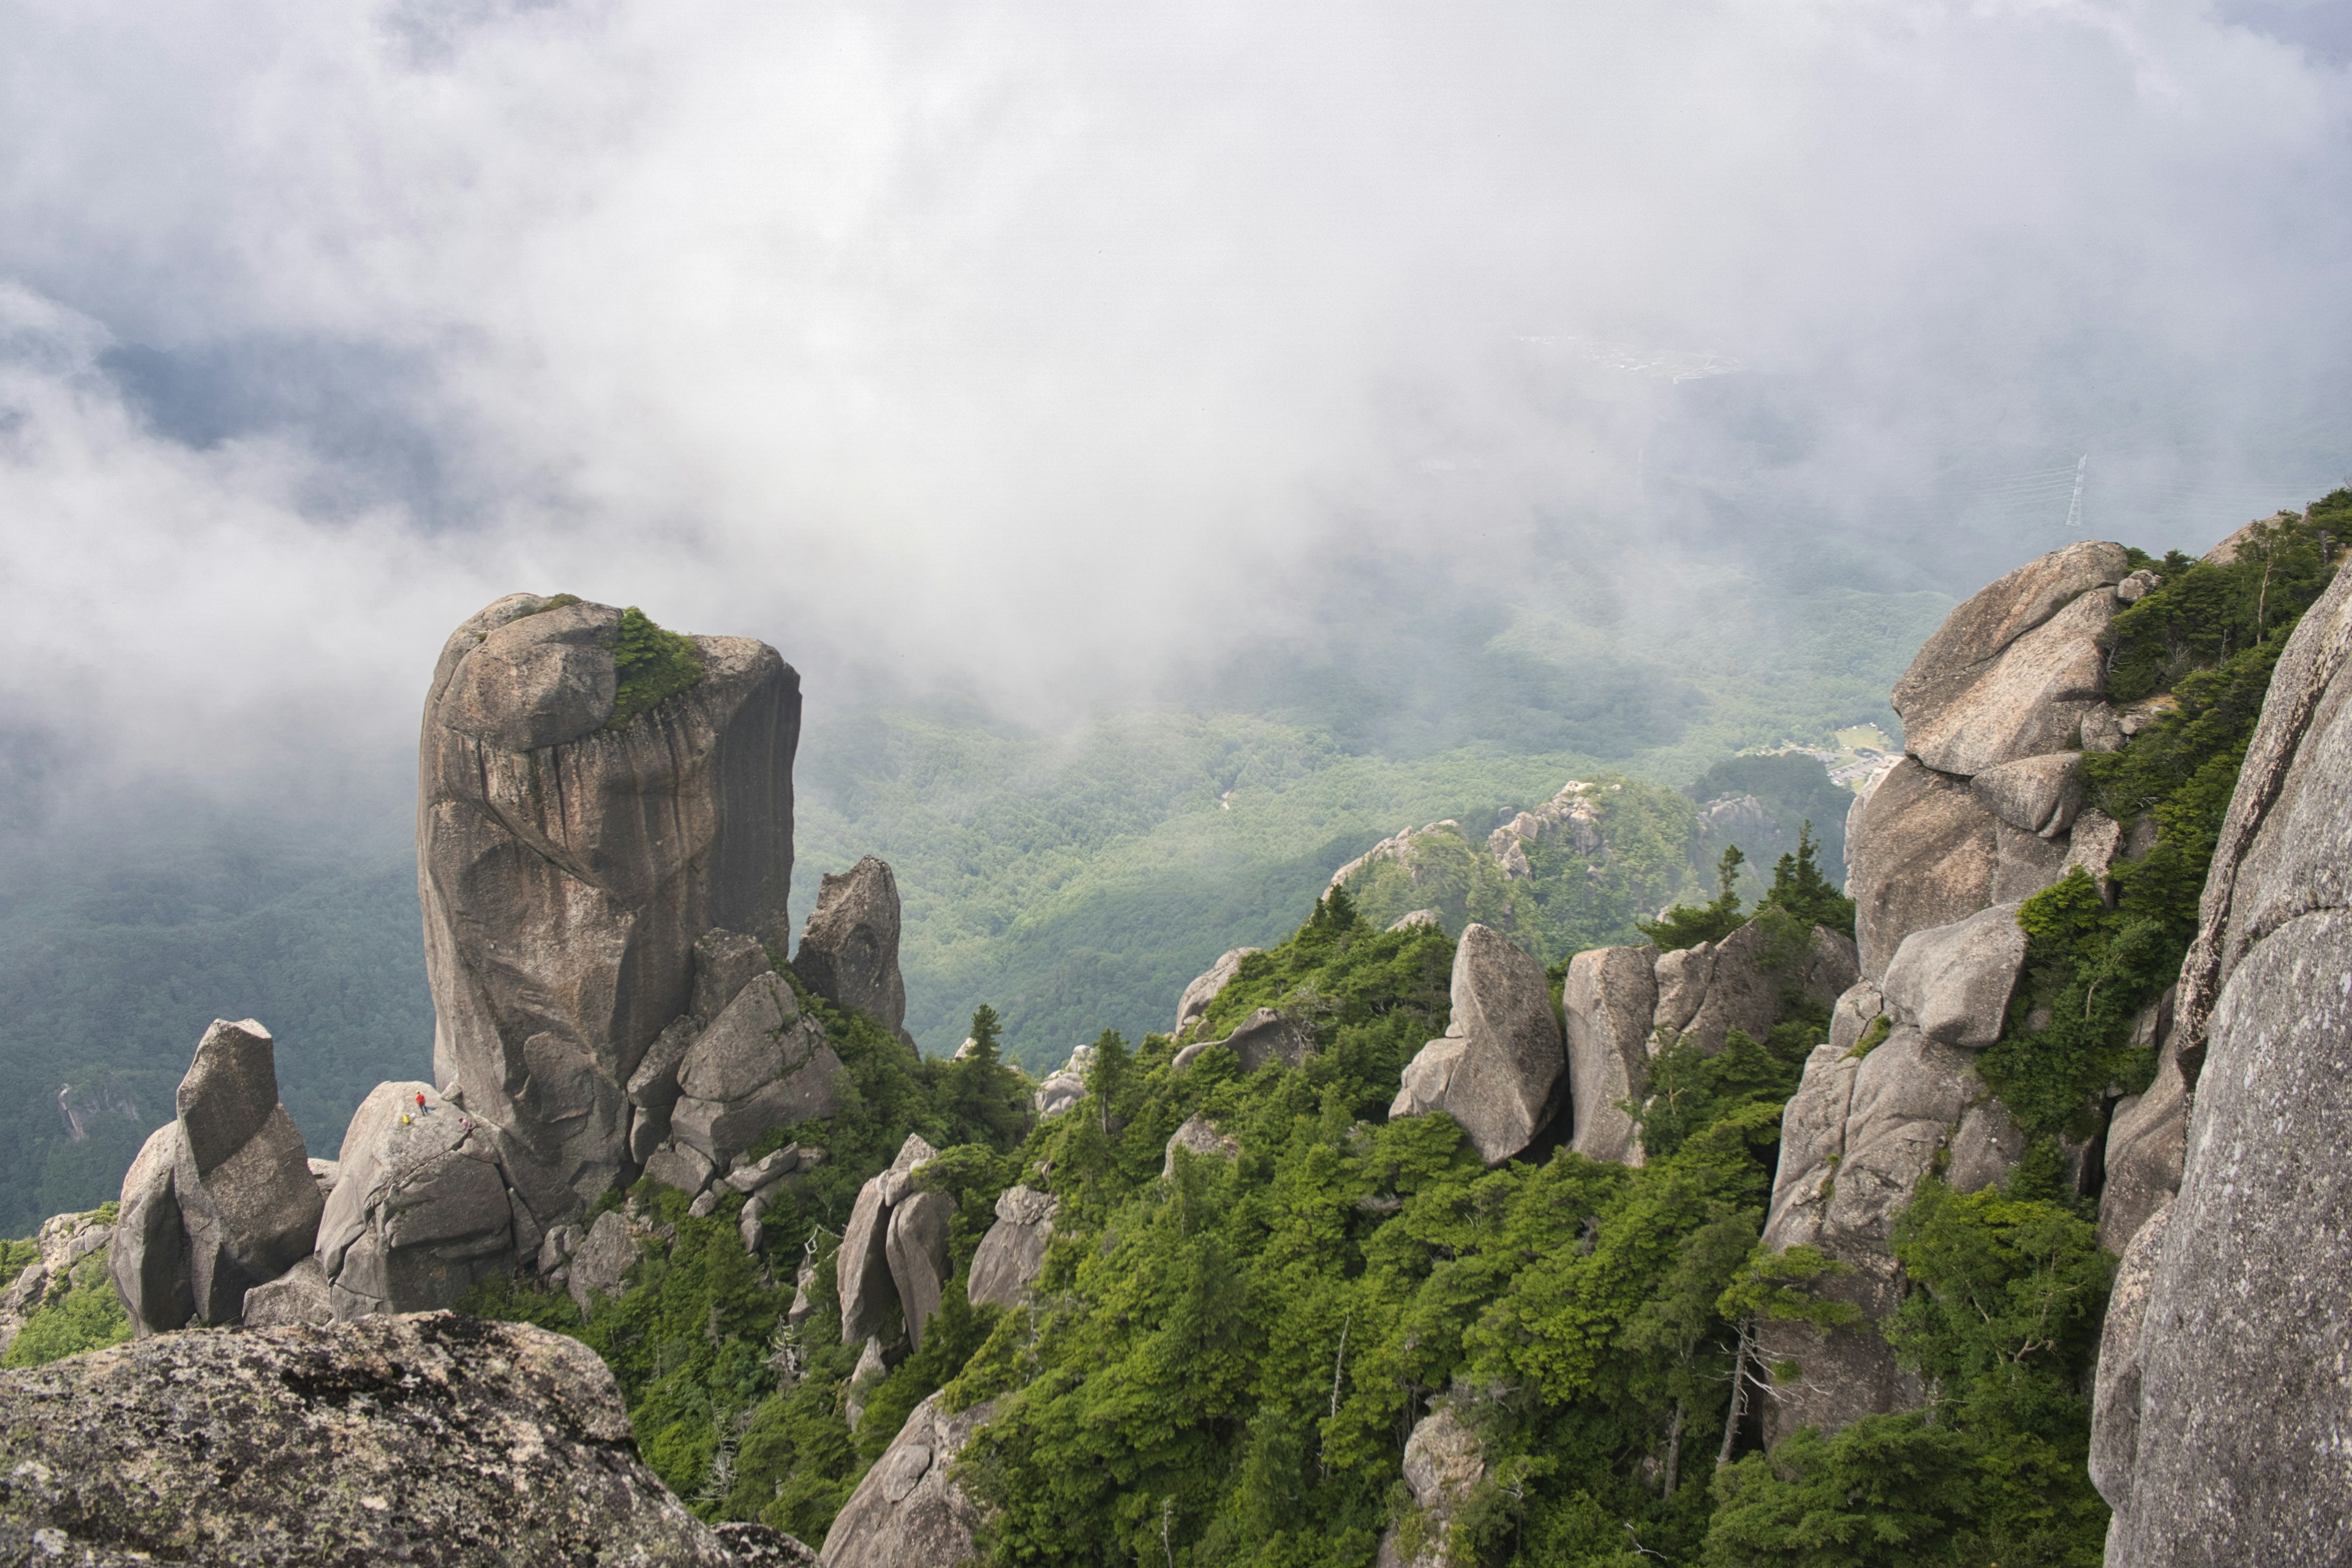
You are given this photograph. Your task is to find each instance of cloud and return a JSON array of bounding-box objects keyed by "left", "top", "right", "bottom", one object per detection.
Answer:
[{"left": 0, "top": 0, "right": 2345, "bottom": 790}]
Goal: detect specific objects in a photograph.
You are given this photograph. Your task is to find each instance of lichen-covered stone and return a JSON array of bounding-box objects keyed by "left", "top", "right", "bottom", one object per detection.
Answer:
[
  {"left": 816, "top": 1390, "right": 995, "bottom": 1568},
  {"left": 0, "top": 1312, "right": 736, "bottom": 1566}
]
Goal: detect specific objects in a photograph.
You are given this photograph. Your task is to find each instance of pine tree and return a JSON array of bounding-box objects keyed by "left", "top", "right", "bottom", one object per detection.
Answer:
[{"left": 1757, "top": 822, "right": 1855, "bottom": 937}]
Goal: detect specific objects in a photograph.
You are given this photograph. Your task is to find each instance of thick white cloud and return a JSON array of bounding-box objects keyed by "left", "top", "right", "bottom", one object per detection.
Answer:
[{"left": 0, "top": 0, "right": 2345, "bottom": 785}]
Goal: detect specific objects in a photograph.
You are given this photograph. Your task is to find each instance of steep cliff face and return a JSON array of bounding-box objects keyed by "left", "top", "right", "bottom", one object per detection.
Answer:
[
  {"left": 417, "top": 594, "right": 801, "bottom": 1220},
  {"left": 1757, "top": 541, "right": 2129, "bottom": 1437},
  {"left": 2094, "top": 561, "right": 2352, "bottom": 1564}
]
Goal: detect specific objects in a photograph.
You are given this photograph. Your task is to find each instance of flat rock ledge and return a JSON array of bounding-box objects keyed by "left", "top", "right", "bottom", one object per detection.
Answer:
[{"left": 0, "top": 1311, "right": 745, "bottom": 1567}]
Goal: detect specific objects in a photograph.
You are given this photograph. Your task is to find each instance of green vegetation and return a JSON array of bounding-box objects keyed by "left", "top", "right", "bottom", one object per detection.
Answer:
[
  {"left": 0, "top": 1223, "right": 133, "bottom": 1369},
  {"left": 608, "top": 606, "right": 707, "bottom": 729},
  {"left": 1980, "top": 494, "right": 2347, "bottom": 1140},
  {"left": 1638, "top": 827, "right": 1853, "bottom": 956}
]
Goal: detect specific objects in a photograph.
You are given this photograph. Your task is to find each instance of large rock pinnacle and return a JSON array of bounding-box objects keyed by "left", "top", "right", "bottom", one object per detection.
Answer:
[{"left": 418, "top": 593, "right": 801, "bottom": 1223}]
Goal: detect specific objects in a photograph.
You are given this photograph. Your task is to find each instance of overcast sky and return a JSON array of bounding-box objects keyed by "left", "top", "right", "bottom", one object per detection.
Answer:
[{"left": 0, "top": 0, "right": 2346, "bottom": 805}]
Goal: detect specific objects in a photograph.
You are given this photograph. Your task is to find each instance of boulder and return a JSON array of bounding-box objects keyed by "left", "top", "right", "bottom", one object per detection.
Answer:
[
  {"left": 1032, "top": 1044, "right": 1093, "bottom": 1118},
  {"left": 0, "top": 1311, "right": 737, "bottom": 1566},
  {"left": 418, "top": 592, "right": 799, "bottom": 1223},
  {"left": 2097, "top": 995, "right": 2186, "bottom": 1256},
  {"left": 967, "top": 1186, "right": 1056, "bottom": 1309},
  {"left": 726, "top": 1144, "right": 803, "bottom": 1194},
  {"left": 170, "top": 1020, "right": 325, "bottom": 1325},
  {"left": 1, "top": 1212, "right": 116, "bottom": 1358},
  {"left": 1891, "top": 540, "right": 2128, "bottom": 777},
  {"left": 567, "top": 1209, "right": 641, "bottom": 1313},
  {"left": 885, "top": 1191, "right": 954, "bottom": 1352},
  {"left": 1969, "top": 750, "right": 2086, "bottom": 837},
  {"left": 240, "top": 1256, "right": 335, "bottom": 1329},
  {"left": 1562, "top": 944, "right": 1657, "bottom": 1165},
  {"left": 1656, "top": 918, "right": 1857, "bottom": 1058},
  {"left": 644, "top": 1139, "right": 718, "bottom": 1196},
  {"left": 1877, "top": 903, "right": 2029, "bottom": 1048},
  {"left": 838, "top": 1136, "right": 938, "bottom": 1346},
  {"left": 1375, "top": 1405, "right": 1485, "bottom": 1568},
  {"left": 1175, "top": 946, "right": 1261, "bottom": 1036},
  {"left": 816, "top": 1390, "right": 996, "bottom": 1568},
  {"left": 315, "top": 1082, "right": 519, "bottom": 1319},
  {"left": 1989, "top": 820, "right": 2072, "bottom": 903},
  {"left": 1827, "top": 979, "right": 1884, "bottom": 1056},
  {"left": 1163, "top": 1114, "right": 1240, "bottom": 1178},
  {"left": 794, "top": 857, "right": 911, "bottom": 1042},
  {"left": 1389, "top": 925, "right": 1566, "bottom": 1166},
  {"left": 1178, "top": 1006, "right": 1316, "bottom": 1074},
  {"left": 108, "top": 1123, "right": 193, "bottom": 1337},
  {"left": 1388, "top": 910, "right": 1443, "bottom": 932},
  {"left": 1845, "top": 760, "right": 2001, "bottom": 980},
  {"left": 669, "top": 971, "right": 846, "bottom": 1164}
]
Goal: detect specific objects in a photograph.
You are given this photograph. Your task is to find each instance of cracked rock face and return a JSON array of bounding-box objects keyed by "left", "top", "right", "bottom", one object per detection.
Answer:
[
  {"left": 0, "top": 1311, "right": 737, "bottom": 1567},
  {"left": 315, "top": 1082, "right": 521, "bottom": 1320},
  {"left": 2097, "top": 561, "right": 2352, "bottom": 1566},
  {"left": 418, "top": 593, "right": 801, "bottom": 1223},
  {"left": 1174, "top": 947, "right": 1261, "bottom": 1036},
  {"left": 967, "top": 1186, "right": 1056, "bottom": 1310}
]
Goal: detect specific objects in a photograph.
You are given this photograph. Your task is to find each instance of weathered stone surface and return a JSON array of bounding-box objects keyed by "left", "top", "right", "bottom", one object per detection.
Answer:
[
  {"left": 2089, "top": 1200, "right": 2170, "bottom": 1515},
  {"left": 419, "top": 592, "right": 800, "bottom": 1222},
  {"left": 1190, "top": 1006, "right": 1316, "bottom": 1074},
  {"left": 1, "top": 1213, "right": 115, "bottom": 1357},
  {"left": 567, "top": 1209, "right": 641, "bottom": 1313},
  {"left": 1990, "top": 820, "right": 2071, "bottom": 903},
  {"left": 109, "top": 1122, "right": 192, "bottom": 1337},
  {"left": 693, "top": 927, "right": 774, "bottom": 1023},
  {"left": 240, "top": 1256, "right": 334, "bottom": 1329},
  {"left": 1388, "top": 910, "right": 1443, "bottom": 932},
  {"left": 1175, "top": 946, "right": 1261, "bottom": 1036},
  {"left": 837, "top": 1136, "right": 937, "bottom": 1346},
  {"left": 1827, "top": 980, "right": 1883, "bottom": 1057},
  {"left": 718, "top": 1522, "right": 820, "bottom": 1566},
  {"left": 1893, "top": 541, "right": 2127, "bottom": 777},
  {"left": 168, "top": 1020, "right": 325, "bottom": 1325},
  {"left": 816, "top": 1390, "right": 995, "bottom": 1568},
  {"left": 1946, "top": 1098, "right": 2028, "bottom": 1193},
  {"left": 644, "top": 1139, "right": 718, "bottom": 1196},
  {"left": 794, "top": 857, "right": 910, "bottom": 1041},
  {"left": 2103, "top": 911, "right": 2352, "bottom": 1566},
  {"left": 1033, "top": 1044, "right": 1094, "bottom": 1118},
  {"left": 1660, "top": 925, "right": 1779, "bottom": 1056},
  {"left": 1969, "top": 750, "right": 2085, "bottom": 837},
  {"left": 1389, "top": 924, "right": 1565, "bottom": 1166},
  {"left": 2097, "top": 989, "right": 2182, "bottom": 1254},
  {"left": 1163, "top": 1114, "right": 1240, "bottom": 1178},
  {"left": 0, "top": 1311, "right": 736, "bottom": 1566},
  {"left": 1846, "top": 760, "right": 2001, "bottom": 980},
  {"left": 1878, "top": 903, "right": 2029, "bottom": 1049},
  {"left": 885, "top": 1191, "right": 954, "bottom": 1352},
  {"left": 967, "top": 1186, "right": 1056, "bottom": 1310},
  {"left": 726, "top": 1145, "right": 802, "bottom": 1193},
  {"left": 1562, "top": 944, "right": 1657, "bottom": 1165},
  {"left": 1375, "top": 1404, "right": 1485, "bottom": 1568},
  {"left": 315, "top": 1082, "right": 517, "bottom": 1319}
]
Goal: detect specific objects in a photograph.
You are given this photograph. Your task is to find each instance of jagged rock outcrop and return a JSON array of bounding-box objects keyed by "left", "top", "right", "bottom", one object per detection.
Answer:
[
  {"left": 1163, "top": 1114, "right": 1240, "bottom": 1178},
  {"left": 837, "top": 1135, "right": 940, "bottom": 1346},
  {"left": 668, "top": 971, "right": 846, "bottom": 1167},
  {"left": 1562, "top": 944, "right": 1657, "bottom": 1165},
  {"left": 0, "top": 1212, "right": 115, "bottom": 1357},
  {"left": 1175, "top": 946, "right": 1259, "bottom": 1036},
  {"left": 967, "top": 1185, "right": 1056, "bottom": 1309},
  {"left": 1389, "top": 909, "right": 1444, "bottom": 932},
  {"left": 418, "top": 593, "right": 800, "bottom": 1224},
  {"left": 0, "top": 1311, "right": 741, "bottom": 1566},
  {"left": 886, "top": 1191, "right": 954, "bottom": 1353},
  {"left": 1392, "top": 924, "right": 1564, "bottom": 1164},
  {"left": 1170, "top": 1006, "right": 1316, "bottom": 1075},
  {"left": 1757, "top": 540, "right": 2132, "bottom": 1438},
  {"left": 2094, "top": 559, "right": 2352, "bottom": 1564},
  {"left": 108, "top": 1020, "right": 323, "bottom": 1334},
  {"left": 816, "top": 1390, "right": 996, "bottom": 1568},
  {"left": 1558, "top": 918, "right": 1855, "bottom": 1169},
  {"left": 1374, "top": 1404, "right": 1485, "bottom": 1568},
  {"left": 794, "top": 856, "right": 913, "bottom": 1045},
  {"left": 314, "top": 1082, "right": 523, "bottom": 1319},
  {"left": 2094, "top": 989, "right": 2182, "bottom": 1255}
]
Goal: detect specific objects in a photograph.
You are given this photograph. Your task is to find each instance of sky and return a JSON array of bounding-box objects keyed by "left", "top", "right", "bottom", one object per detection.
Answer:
[{"left": 0, "top": 0, "right": 2347, "bottom": 813}]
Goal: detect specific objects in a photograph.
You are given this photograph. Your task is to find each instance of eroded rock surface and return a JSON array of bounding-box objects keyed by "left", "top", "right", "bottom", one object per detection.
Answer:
[
  {"left": 0, "top": 1311, "right": 738, "bottom": 1566},
  {"left": 1374, "top": 1404, "right": 1485, "bottom": 1568},
  {"left": 1173, "top": 1006, "right": 1316, "bottom": 1075},
  {"left": 1562, "top": 944, "right": 1657, "bottom": 1165},
  {"left": 816, "top": 1390, "right": 995, "bottom": 1568},
  {"left": 1163, "top": 1114, "right": 1240, "bottom": 1178},
  {"left": 2096, "top": 561, "right": 2352, "bottom": 1566},
  {"left": 1390, "top": 924, "right": 1564, "bottom": 1165},
  {"left": 419, "top": 592, "right": 800, "bottom": 1224},
  {"left": 794, "top": 857, "right": 912, "bottom": 1044},
  {"left": 837, "top": 1135, "right": 939, "bottom": 1346},
  {"left": 967, "top": 1186, "right": 1056, "bottom": 1310},
  {"left": 1175, "top": 946, "right": 1260, "bottom": 1036}
]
